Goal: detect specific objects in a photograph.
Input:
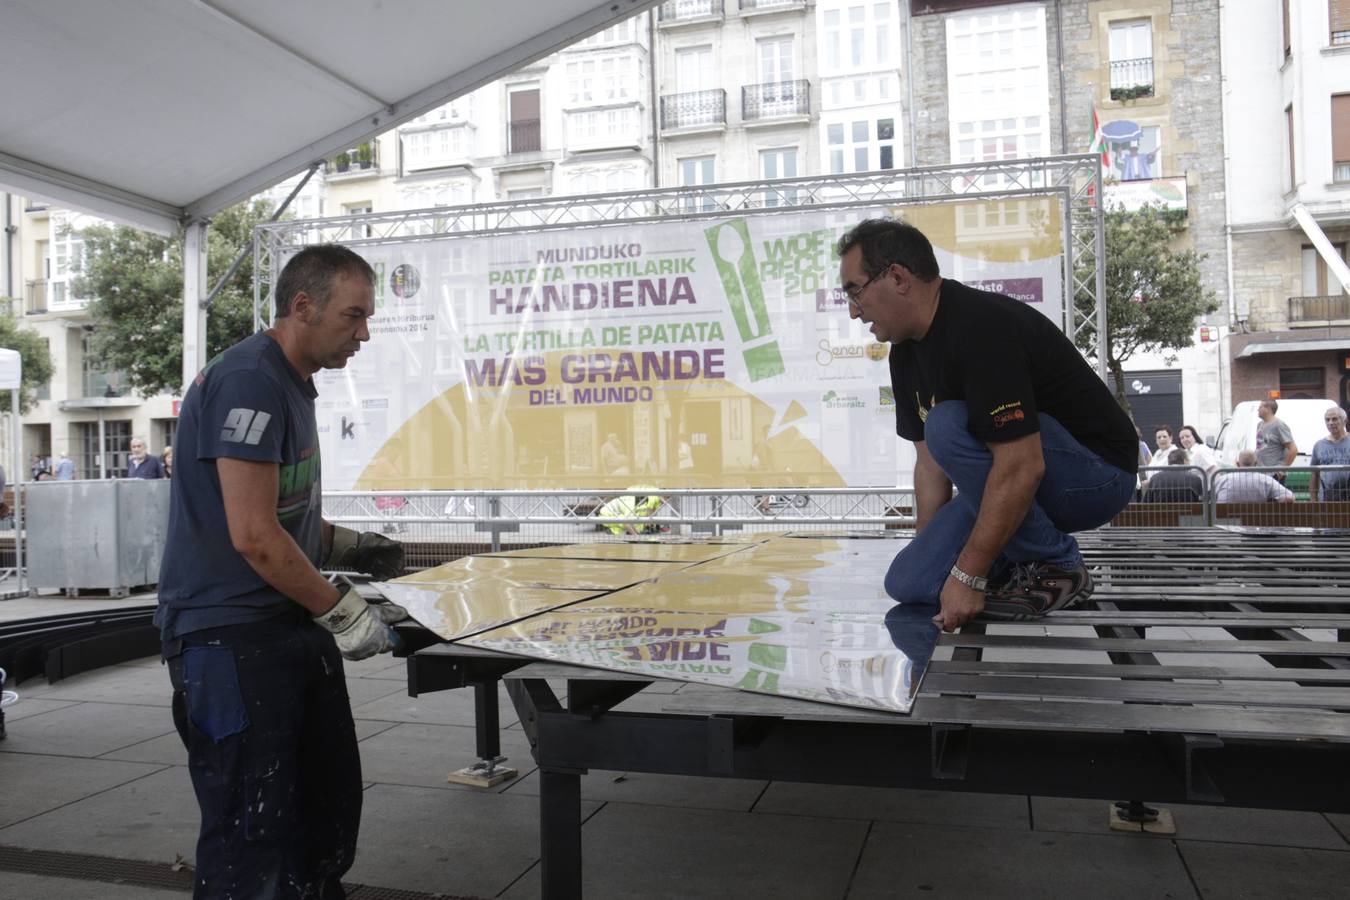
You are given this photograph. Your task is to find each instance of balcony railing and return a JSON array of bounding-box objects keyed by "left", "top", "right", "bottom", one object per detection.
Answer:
[
  {"left": 327, "top": 141, "right": 379, "bottom": 175},
  {"left": 1109, "top": 57, "right": 1154, "bottom": 100},
  {"left": 24, "top": 279, "right": 67, "bottom": 314},
  {"left": 740, "top": 0, "right": 799, "bottom": 10},
  {"left": 660, "top": 89, "right": 727, "bottom": 130},
  {"left": 658, "top": 0, "right": 722, "bottom": 21},
  {"left": 742, "top": 80, "right": 810, "bottom": 120},
  {"left": 1289, "top": 295, "right": 1350, "bottom": 323},
  {"left": 509, "top": 119, "right": 542, "bottom": 154}
]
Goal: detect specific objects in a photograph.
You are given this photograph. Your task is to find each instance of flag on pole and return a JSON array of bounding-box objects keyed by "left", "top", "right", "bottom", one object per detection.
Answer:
[{"left": 1090, "top": 108, "right": 1110, "bottom": 168}]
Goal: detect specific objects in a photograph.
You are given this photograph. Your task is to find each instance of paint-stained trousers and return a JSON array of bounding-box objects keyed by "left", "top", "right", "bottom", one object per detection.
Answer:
[{"left": 165, "top": 614, "right": 361, "bottom": 900}]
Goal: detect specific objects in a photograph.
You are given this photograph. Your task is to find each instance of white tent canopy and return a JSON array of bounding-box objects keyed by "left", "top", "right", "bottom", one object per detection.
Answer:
[{"left": 1, "top": 0, "right": 657, "bottom": 234}]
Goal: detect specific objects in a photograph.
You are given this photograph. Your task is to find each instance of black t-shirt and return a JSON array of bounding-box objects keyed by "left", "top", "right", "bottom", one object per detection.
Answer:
[
  {"left": 889, "top": 279, "right": 1138, "bottom": 475},
  {"left": 155, "top": 332, "right": 324, "bottom": 639}
]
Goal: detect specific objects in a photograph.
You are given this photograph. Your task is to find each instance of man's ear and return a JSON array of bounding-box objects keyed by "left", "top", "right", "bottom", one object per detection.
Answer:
[{"left": 290, "top": 291, "right": 318, "bottom": 323}]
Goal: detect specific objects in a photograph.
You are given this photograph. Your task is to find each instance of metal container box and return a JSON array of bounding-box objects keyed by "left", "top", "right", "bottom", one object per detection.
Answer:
[{"left": 26, "top": 479, "right": 172, "bottom": 596}]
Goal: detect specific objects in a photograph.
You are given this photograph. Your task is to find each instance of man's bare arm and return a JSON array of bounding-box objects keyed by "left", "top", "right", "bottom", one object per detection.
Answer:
[
  {"left": 913, "top": 440, "right": 952, "bottom": 533},
  {"left": 1282, "top": 441, "right": 1297, "bottom": 467},
  {"left": 219, "top": 457, "right": 338, "bottom": 616},
  {"left": 935, "top": 432, "right": 1045, "bottom": 632}
]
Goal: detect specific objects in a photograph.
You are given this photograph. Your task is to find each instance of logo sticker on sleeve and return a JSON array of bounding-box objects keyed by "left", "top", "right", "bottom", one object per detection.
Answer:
[
  {"left": 990, "top": 401, "right": 1025, "bottom": 429},
  {"left": 220, "top": 408, "right": 272, "bottom": 445}
]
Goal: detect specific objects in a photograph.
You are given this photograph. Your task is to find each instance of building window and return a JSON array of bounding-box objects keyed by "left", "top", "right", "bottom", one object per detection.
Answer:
[
  {"left": 1279, "top": 368, "right": 1325, "bottom": 399},
  {"left": 1301, "top": 244, "right": 1349, "bottom": 296},
  {"left": 675, "top": 45, "right": 714, "bottom": 92},
  {"left": 825, "top": 117, "right": 895, "bottom": 174},
  {"left": 1286, "top": 103, "right": 1296, "bottom": 190},
  {"left": 1335, "top": 0, "right": 1350, "bottom": 45},
  {"left": 78, "top": 419, "right": 131, "bottom": 480},
  {"left": 946, "top": 8, "right": 1048, "bottom": 188},
  {"left": 758, "top": 36, "right": 795, "bottom": 88},
  {"left": 679, "top": 156, "right": 716, "bottom": 212},
  {"left": 1094, "top": 122, "right": 1160, "bottom": 182},
  {"left": 759, "top": 148, "right": 798, "bottom": 206},
  {"left": 81, "top": 333, "right": 124, "bottom": 398},
  {"left": 343, "top": 203, "right": 373, "bottom": 238},
  {"left": 1108, "top": 19, "right": 1153, "bottom": 99},
  {"left": 1333, "top": 94, "right": 1350, "bottom": 182},
  {"left": 155, "top": 418, "right": 178, "bottom": 454},
  {"left": 508, "top": 86, "right": 541, "bottom": 153}
]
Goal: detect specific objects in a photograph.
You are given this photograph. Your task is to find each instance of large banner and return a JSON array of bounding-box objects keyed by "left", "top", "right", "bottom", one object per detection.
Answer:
[{"left": 312, "top": 197, "right": 1063, "bottom": 491}]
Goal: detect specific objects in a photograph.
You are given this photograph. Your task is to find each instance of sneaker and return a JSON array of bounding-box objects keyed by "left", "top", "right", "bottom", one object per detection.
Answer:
[{"left": 979, "top": 562, "right": 1093, "bottom": 621}]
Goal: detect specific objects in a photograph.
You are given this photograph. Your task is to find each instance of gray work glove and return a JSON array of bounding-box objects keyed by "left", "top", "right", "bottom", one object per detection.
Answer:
[
  {"left": 324, "top": 525, "right": 405, "bottom": 580},
  {"left": 313, "top": 576, "right": 407, "bottom": 660}
]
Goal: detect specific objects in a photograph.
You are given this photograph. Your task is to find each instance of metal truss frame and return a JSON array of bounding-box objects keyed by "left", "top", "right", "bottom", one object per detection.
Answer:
[{"left": 255, "top": 154, "right": 1106, "bottom": 369}]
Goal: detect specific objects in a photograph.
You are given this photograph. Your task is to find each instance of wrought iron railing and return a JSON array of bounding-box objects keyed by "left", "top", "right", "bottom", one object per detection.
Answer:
[
  {"left": 508, "top": 118, "right": 542, "bottom": 154},
  {"left": 1109, "top": 57, "right": 1154, "bottom": 99},
  {"left": 1288, "top": 294, "right": 1350, "bottom": 322},
  {"left": 658, "top": 0, "right": 722, "bottom": 21},
  {"left": 326, "top": 141, "right": 379, "bottom": 175},
  {"left": 739, "top": 0, "right": 799, "bottom": 10},
  {"left": 660, "top": 89, "right": 727, "bottom": 129},
  {"left": 742, "top": 80, "right": 810, "bottom": 120}
]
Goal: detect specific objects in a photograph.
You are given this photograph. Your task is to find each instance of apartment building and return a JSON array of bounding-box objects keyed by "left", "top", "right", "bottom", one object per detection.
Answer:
[{"left": 1224, "top": 0, "right": 1350, "bottom": 410}]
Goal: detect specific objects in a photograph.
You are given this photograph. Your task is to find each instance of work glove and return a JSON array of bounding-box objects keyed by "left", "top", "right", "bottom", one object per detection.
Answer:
[
  {"left": 313, "top": 575, "right": 407, "bottom": 660},
  {"left": 324, "top": 525, "right": 405, "bottom": 580}
]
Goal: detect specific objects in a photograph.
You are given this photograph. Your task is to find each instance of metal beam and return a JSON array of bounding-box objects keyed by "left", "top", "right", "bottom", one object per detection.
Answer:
[{"left": 0, "top": 151, "right": 180, "bottom": 235}]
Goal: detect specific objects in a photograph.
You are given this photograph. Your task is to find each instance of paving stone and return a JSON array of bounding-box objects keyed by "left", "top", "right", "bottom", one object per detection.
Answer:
[
  {"left": 0, "top": 697, "right": 81, "bottom": 722},
  {"left": 97, "top": 732, "right": 187, "bottom": 767},
  {"left": 342, "top": 654, "right": 409, "bottom": 680},
  {"left": 0, "top": 872, "right": 187, "bottom": 899},
  {"left": 111, "top": 654, "right": 165, "bottom": 669},
  {"left": 1032, "top": 797, "right": 1347, "bottom": 849},
  {"left": 0, "top": 754, "right": 164, "bottom": 829},
  {"left": 756, "top": 782, "right": 1028, "bottom": 828},
  {"left": 345, "top": 782, "right": 599, "bottom": 898},
  {"left": 1178, "top": 840, "right": 1350, "bottom": 899},
  {"left": 0, "top": 766, "right": 196, "bottom": 865},
  {"left": 355, "top": 722, "right": 537, "bottom": 792},
  {"left": 350, "top": 684, "right": 518, "bottom": 728},
  {"left": 0, "top": 702, "right": 175, "bottom": 758},
  {"left": 500, "top": 801, "right": 868, "bottom": 900},
  {"left": 850, "top": 820, "right": 1197, "bottom": 899},
  {"left": 339, "top": 676, "right": 407, "bottom": 708},
  {"left": 1325, "top": 813, "right": 1350, "bottom": 845},
  {"left": 506, "top": 767, "right": 765, "bottom": 812},
  {"left": 24, "top": 664, "right": 173, "bottom": 707}
]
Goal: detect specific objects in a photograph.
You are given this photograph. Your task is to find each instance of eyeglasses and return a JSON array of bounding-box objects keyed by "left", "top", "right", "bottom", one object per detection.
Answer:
[{"left": 843, "top": 269, "right": 886, "bottom": 308}]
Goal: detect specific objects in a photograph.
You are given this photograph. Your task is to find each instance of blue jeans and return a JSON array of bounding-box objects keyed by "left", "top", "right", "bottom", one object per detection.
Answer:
[
  {"left": 166, "top": 614, "right": 361, "bottom": 900},
  {"left": 885, "top": 401, "right": 1135, "bottom": 606}
]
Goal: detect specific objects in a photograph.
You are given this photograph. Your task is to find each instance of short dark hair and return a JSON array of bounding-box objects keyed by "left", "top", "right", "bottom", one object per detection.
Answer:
[
  {"left": 1156, "top": 425, "right": 1172, "bottom": 437},
  {"left": 274, "top": 244, "right": 376, "bottom": 318},
  {"left": 1260, "top": 398, "right": 1278, "bottom": 414},
  {"left": 1167, "top": 448, "right": 1188, "bottom": 465},
  {"left": 836, "top": 218, "right": 940, "bottom": 282}
]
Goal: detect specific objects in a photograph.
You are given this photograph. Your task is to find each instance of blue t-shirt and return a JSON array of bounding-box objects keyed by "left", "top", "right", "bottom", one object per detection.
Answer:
[
  {"left": 1311, "top": 435, "right": 1350, "bottom": 500},
  {"left": 156, "top": 332, "right": 323, "bottom": 639}
]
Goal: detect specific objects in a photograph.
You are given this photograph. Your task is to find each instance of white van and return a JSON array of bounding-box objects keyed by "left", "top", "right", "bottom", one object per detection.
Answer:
[{"left": 1212, "top": 399, "right": 1340, "bottom": 467}]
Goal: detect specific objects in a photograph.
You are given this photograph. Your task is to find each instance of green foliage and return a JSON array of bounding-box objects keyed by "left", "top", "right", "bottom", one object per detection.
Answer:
[
  {"left": 1074, "top": 203, "right": 1220, "bottom": 413},
  {"left": 0, "top": 308, "right": 55, "bottom": 413},
  {"left": 73, "top": 199, "right": 275, "bottom": 397},
  {"left": 1109, "top": 84, "right": 1154, "bottom": 102}
]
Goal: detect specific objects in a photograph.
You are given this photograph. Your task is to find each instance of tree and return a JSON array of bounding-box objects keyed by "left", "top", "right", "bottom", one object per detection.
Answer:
[
  {"left": 73, "top": 198, "right": 276, "bottom": 397},
  {"left": 1074, "top": 204, "right": 1219, "bottom": 412},
  {"left": 0, "top": 309, "right": 55, "bottom": 413}
]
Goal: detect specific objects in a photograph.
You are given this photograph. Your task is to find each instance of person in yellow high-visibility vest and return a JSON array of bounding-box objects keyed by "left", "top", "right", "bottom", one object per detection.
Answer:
[{"left": 598, "top": 488, "right": 664, "bottom": 535}]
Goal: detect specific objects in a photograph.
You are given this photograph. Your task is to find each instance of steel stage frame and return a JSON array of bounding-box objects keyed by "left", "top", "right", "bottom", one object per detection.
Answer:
[
  {"left": 399, "top": 528, "right": 1350, "bottom": 899},
  {"left": 254, "top": 154, "right": 1108, "bottom": 374}
]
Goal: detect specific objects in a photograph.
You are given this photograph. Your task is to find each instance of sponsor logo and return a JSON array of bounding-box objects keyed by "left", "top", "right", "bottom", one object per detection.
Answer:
[
  {"left": 878, "top": 386, "right": 895, "bottom": 408},
  {"left": 822, "top": 390, "right": 866, "bottom": 410},
  {"left": 815, "top": 339, "right": 889, "bottom": 367},
  {"left": 815, "top": 286, "right": 849, "bottom": 312},
  {"left": 990, "top": 401, "right": 1026, "bottom": 429},
  {"left": 220, "top": 408, "right": 271, "bottom": 445},
  {"left": 362, "top": 398, "right": 389, "bottom": 410},
  {"left": 968, "top": 277, "right": 1043, "bottom": 305},
  {"left": 391, "top": 263, "right": 421, "bottom": 299},
  {"left": 340, "top": 416, "right": 356, "bottom": 440}
]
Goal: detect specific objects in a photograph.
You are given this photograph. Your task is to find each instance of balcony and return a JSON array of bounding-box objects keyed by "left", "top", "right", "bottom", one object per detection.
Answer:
[
  {"left": 1288, "top": 295, "right": 1350, "bottom": 324},
  {"left": 742, "top": 80, "right": 810, "bottom": 121},
  {"left": 509, "top": 119, "right": 542, "bottom": 154},
  {"left": 660, "top": 89, "right": 726, "bottom": 130},
  {"left": 24, "top": 279, "right": 69, "bottom": 314},
  {"left": 1109, "top": 57, "right": 1154, "bottom": 101},
  {"left": 657, "top": 0, "right": 722, "bottom": 22},
  {"left": 326, "top": 141, "right": 380, "bottom": 176},
  {"left": 739, "top": 0, "right": 803, "bottom": 12}
]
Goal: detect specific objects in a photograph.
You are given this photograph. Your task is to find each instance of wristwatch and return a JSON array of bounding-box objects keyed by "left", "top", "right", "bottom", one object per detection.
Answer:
[{"left": 949, "top": 564, "right": 989, "bottom": 591}]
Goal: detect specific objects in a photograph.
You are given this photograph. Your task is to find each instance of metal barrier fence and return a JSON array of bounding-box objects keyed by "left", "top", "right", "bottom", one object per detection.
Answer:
[
  {"left": 1118, "top": 464, "right": 1350, "bottom": 529},
  {"left": 322, "top": 488, "right": 917, "bottom": 570}
]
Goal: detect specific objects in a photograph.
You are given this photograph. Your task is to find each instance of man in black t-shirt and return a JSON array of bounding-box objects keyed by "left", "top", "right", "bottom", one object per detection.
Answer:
[
  {"left": 837, "top": 219, "right": 1137, "bottom": 632},
  {"left": 157, "top": 245, "right": 409, "bottom": 899}
]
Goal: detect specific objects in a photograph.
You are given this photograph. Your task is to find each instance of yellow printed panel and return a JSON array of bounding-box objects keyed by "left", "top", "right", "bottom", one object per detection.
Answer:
[
  {"left": 481, "top": 539, "right": 764, "bottom": 564},
  {"left": 456, "top": 534, "right": 938, "bottom": 714},
  {"left": 378, "top": 579, "right": 604, "bottom": 643},
  {"left": 393, "top": 555, "right": 677, "bottom": 590}
]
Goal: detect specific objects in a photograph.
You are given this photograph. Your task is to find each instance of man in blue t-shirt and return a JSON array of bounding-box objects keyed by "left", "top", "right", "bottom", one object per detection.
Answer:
[
  {"left": 157, "top": 244, "right": 407, "bottom": 899},
  {"left": 1311, "top": 406, "right": 1350, "bottom": 501}
]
